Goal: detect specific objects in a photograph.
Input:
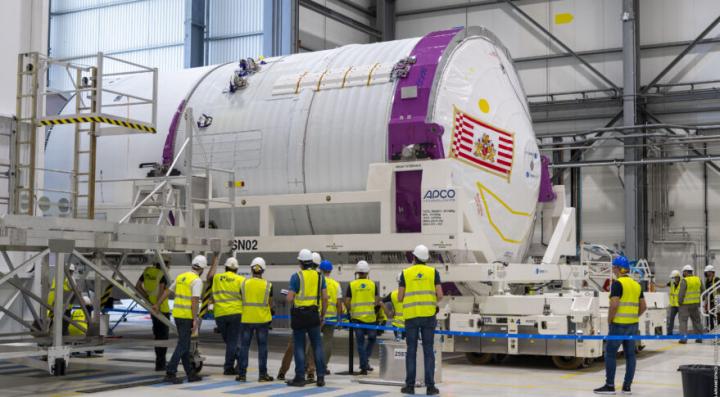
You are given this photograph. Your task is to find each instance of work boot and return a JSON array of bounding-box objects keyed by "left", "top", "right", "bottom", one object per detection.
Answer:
[
  {"left": 286, "top": 378, "right": 306, "bottom": 387},
  {"left": 163, "top": 373, "right": 183, "bottom": 384},
  {"left": 276, "top": 372, "right": 285, "bottom": 381},
  {"left": 401, "top": 385, "right": 415, "bottom": 395},
  {"left": 187, "top": 373, "right": 203, "bottom": 383},
  {"left": 358, "top": 369, "right": 368, "bottom": 375},
  {"left": 155, "top": 361, "right": 167, "bottom": 372},
  {"left": 316, "top": 377, "right": 325, "bottom": 387},
  {"left": 224, "top": 368, "right": 238, "bottom": 375},
  {"left": 306, "top": 373, "right": 315, "bottom": 383},
  {"left": 593, "top": 384, "right": 616, "bottom": 395},
  {"left": 426, "top": 386, "right": 439, "bottom": 395},
  {"left": 258, "top": 374, "right": 274, "bottom": 382},
  {"left": 622, "top": 384, "right": 632, "bottom": 395},
  {"left": 679, "top": 339, "right": 688, "bottom": 344},
  {"left": 236, "top": 374, "right": 247, "bottom": 382},
  {"left": 695, "top": 339, "right": 703, "bottom": 344}
]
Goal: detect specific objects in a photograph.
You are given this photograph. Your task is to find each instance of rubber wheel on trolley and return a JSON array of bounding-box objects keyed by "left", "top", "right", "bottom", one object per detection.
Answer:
[
  {"left": 465, "top": 352, "right": 493, "bottom": 365},
  {"left": 551, "top": 356, "right": 585, "bottom": 370}
]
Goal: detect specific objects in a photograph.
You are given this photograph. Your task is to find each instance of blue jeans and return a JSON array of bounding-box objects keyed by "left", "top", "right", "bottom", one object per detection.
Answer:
[
  {"left": 405, "top": 316, "right": 436, "bottom": 388},
  {"left": 239, "top": 322, "right": 269, "bottom": 376},
  {"left": 167, "top": 318, "right": 193, "bottom": 375},
  {"left": 292, "top": 326, "right": 324, "bottom": 381},
  {"left": 354, "top": 324, "right": 377, "bottom": 370},
  {"left": 216, "top": 314, "right": 242, "bottom": 371},
  {"left": 605, "top": 323, "right": 639, "bottom": 388}
]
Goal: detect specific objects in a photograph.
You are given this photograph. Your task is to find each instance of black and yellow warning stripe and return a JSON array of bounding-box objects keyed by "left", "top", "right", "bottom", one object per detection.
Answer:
[
  {"left": 39, "top": 116, "right": 156, "bottom": 133},
  {"left": 199, "top": 284, "right": 213, "bottom": 318},
  {"left": 100, "top": 284, "right": 113, "bottom": 306}
]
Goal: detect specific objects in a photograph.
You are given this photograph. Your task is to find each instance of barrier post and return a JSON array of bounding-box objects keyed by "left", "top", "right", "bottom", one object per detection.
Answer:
[{"left": 336, "top": 327, "right": 355, "bottom": 375}]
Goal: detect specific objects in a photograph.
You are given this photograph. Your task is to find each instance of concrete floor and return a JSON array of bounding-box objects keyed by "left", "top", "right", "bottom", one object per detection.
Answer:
[{"left": 0, "top": 324, "right": 716, "bottom": 397}]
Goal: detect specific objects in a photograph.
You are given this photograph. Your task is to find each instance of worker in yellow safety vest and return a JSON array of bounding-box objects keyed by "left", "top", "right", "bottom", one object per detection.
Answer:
[
  {"left": 136, "top": 257, "right": 171, "bottom": 371},
  {"left": 345, "top": 260, "right": 386, "bottom": 376},
  {"left": 285, "top": 249, "right": 328, "bottom": 387},
  {"left": 594, "top": 255, "right": 647, "bottom": 395},
  {"left": 310, "top": 260, "right": 342, "bottom": 377},
  {"left": 48, "top": 263, "right": 76, "bottom": 335},
  {"left": 398, "top": 245, "right": 443, "bottom": 396},
  {"left": 667, "top": 270, "right": 681, "bottom": 335},
  {"left": 237, "top": 257, "right": 274, "bottom": 383},
  {"left": 68, "top": 296, "right": 93, "bottom": 337},
  {"left": 383, "top": 274, "right": 405, "bottom": 340},
  {"left": 678, "top": 264, "right": 705, "bottom": 344},
  {"left": 154, "top": 255, "right": 207, "bottom": 384},
  {"left": 211, "top": 257, "right": 245, "bottom": 375},
  {"left": 704, "top": 265, "right": 720, "bottom": 329}
]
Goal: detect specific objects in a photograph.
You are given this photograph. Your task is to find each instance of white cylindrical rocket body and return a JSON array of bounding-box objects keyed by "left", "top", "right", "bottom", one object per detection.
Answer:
[{"left": 45, "top": 27, "right": 541, "bottom": 263}]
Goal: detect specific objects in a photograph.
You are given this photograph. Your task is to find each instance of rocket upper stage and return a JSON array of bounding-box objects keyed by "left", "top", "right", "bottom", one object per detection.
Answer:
[{"left": 45, "top": 27, "right": 541, "bottom": 263}]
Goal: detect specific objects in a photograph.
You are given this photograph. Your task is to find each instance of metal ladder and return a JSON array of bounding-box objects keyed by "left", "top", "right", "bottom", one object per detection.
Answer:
[
  {"left": 13, "top": 53, "right": 41, "bottom": 215},
  {"left": 14, "top": 52, "right": 158, "bottom": 219}
]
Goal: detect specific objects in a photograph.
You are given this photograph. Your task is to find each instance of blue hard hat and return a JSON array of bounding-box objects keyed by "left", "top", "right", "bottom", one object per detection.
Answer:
[
  {"left": 319, "top": 260, "right": 333, "bottom": 272},
  {"left": 612, "top": 255, "right": 630, "bottom": 269}
]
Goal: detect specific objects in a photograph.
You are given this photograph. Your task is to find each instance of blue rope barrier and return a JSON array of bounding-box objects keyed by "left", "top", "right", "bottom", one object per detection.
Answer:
[{"left": 105, "top": 308, "right": 719, "bottom": 341}]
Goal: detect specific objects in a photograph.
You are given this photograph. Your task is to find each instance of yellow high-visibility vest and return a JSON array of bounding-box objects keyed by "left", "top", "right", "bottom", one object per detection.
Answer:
[
  {"left": 325, "top": 277, "right": 340, "bottom": 318},
  {"left": 669, "top": 282, "right": 680, "bottom": 307},
  {"left": 143, "top": 266, "right": 169, "bottom": 313},
  {"left": 613, "top": 276, "right": 641, "bottom": 324},
  {"left": 241, "top": 277, "right": 272, "bottom": 324},
  {"left": 294, "top": 270, "right": 321, "bottom": 308},
  {"left": 68, "top": 309, "right": 87, "bottom": 336},
  {"left": 402, "top": 265, "right": 437, "bottom": 320},
  {"left": 48, "top": 277, "right": 72, "bottom": 309},
  {"left": 391, "top": 289, "right": 404, "bottom": 328},
  {"left": 172, "top": 271, "right": 200, "bottom": 319},
  {"left": 349, "top": 278, "right": 376, "bottom": 323},
  {"left": 212, "top": 271, "right": 244, "bottom": 317},
  {"left": 684, "top": 276, "right": 702, "bottom": 305}
]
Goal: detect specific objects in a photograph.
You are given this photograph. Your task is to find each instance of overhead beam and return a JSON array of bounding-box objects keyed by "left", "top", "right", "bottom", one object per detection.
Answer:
[
  {"left": 396, "top": 0, "right": 524, "bottom": 17},
  {"left": 299, "top": 0, "right": 382, "bottom": 39},
  {"left": 501, "top": 0, "right": 619, "bottom": 92},
  {"left": 643, "top": 15, "right": 720, "bottom": 92},
  {"left": 515, "top": 37, "right": 720, "bottom": 64},
  {"left": 264, "top": 0, "right": 299, "bottom": 55},
  {"left": 333, "top": 0, "right": 375, "bottom": 18},
  {"left": 184, "top": 0, "right": 206, "bottom": 68}
]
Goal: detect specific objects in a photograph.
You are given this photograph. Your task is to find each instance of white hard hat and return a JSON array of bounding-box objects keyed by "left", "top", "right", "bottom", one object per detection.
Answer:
[
  {"left": 298, "top": 249, "right": 313, "bottom": 262},
  {"left": 82, "top": 296, "right": 92, "bottom": 306},
  {"left": 670, "top": 270, "right": 680, "bottom": 278},
  {"left": 356, "top": 260, "right": 370, "bottom": 273},
  {"left": 224, "top": 257, "right": 239, "bottom": 270},
  {"left": 192, "top": 255, "right": 208, "bottom": 269},
  {"left": 682, "top": 265, "right": 694, "bottom": 273},
  {"left": 312, "top": 252, "right": 322, "bottom": 265},
  {"left": 705, "top": 265, "right": 715, "bottom": 273},
  {"left": 68, "top": 263, "right": 76, "bottom": 272},
  {"left": 413, "top": 244, "right": 430, "bottom": 262},
  {"left": 250, "top": 257, "right": 266, "bottom": 272}
]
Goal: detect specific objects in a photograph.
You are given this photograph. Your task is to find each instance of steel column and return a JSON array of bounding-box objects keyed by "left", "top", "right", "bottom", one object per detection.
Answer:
[
  {"left": 622, "top": 0, "right": 644, "bottom": 259},
  {"left": 53, "top": 253, "right": 64, "bottom": 348},
  {"left": 264, "top": 0, "right": 299, "bottom": 56},
  {"left": 375, "top": 0, "right": 395, "bottom": 41},
  {"left": 184, "top": 0, "right": 206, "bottom": 68}
]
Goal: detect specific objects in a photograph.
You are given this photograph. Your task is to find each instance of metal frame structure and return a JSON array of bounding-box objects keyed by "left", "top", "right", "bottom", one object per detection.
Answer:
[{"left": 3, "top": 47, "right": 234, "bottom": 375}]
